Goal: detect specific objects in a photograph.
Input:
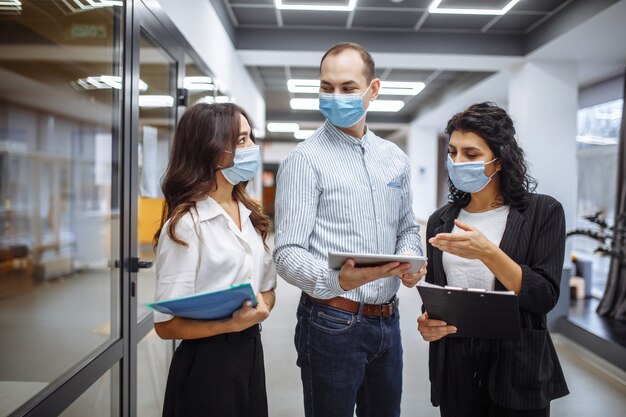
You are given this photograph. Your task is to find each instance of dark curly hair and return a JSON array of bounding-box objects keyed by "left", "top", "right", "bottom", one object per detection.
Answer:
[{"left": 445, "top": 102, "right": 537, "bottom": 209}]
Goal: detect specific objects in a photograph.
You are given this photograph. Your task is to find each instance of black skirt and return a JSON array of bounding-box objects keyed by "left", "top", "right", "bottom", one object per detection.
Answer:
[{"left": 162, "top": 324, "right": 268, "bottom": 417}]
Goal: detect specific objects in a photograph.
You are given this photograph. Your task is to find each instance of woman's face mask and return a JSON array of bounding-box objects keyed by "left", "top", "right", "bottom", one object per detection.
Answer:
[
  {"left": 220, "top": 145, "right": 260, "bottom": 185},
  {"left": 318, "top": 81, "right": 373, "bottom": 128},
  {"left": 446, "top": 155, "right": 498, "bottom": 193}
]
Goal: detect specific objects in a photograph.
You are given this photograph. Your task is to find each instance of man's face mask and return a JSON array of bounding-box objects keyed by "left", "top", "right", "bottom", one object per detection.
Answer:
[{"left": 318, "top": 81, "right": 373, "bottom": 128}]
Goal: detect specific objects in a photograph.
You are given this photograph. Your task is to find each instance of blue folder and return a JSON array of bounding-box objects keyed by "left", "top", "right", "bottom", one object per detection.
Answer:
[{"left": 146, "top": 283, "right": 258, "bottom": 320}]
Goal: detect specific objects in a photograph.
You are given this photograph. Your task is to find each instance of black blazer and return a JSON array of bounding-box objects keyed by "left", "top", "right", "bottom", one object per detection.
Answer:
[{"left": 425, "top": 193, "right": 569, "bottom": 410}]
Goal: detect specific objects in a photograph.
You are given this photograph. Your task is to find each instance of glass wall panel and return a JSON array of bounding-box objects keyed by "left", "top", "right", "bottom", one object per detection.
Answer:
[
  {"left": 0, "top": 1, "right": 122, "bottom": 413},
  {"left": 59, "top": 363, "right": 120, "bottom": 417},
  {"left": 136, "top": 33, "right": 176, "bottom": 323},
  {"left": 137, "top": 330, "right": 170, "bottom": 417}
]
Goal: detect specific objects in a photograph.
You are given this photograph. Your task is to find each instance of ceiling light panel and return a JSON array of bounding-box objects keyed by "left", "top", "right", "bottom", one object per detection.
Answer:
[
  {"left": 275, "top": 0, "right": 357, "bottom": 12},
  {"left": 288, "top": 79, "right": 425, "bottom": 96},
  {"left": 138, "top": 95, "right": 174, "bottom": 108},
  {"left": 184, "top": 76, "right": 214, "bottom": 91},
  {"left": 267, "top": 122, "right": 300, "bottom": 132},
  {"left": 428, "top": 0, "right": 520, "bottom": 15}
]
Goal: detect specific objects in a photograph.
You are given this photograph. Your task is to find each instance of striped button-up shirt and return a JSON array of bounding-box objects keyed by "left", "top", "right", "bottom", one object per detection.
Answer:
[{"left": 273, "top": 121, "right": 422, "bottom": 303}]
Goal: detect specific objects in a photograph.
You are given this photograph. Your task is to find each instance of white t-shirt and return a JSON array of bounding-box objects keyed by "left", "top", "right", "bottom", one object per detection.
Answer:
[
  {"left": 442, "top": 205, "right": 509, "bottom": 290},
  {"left": 153, "top": 196, "right": 277, "bottom": 323}
]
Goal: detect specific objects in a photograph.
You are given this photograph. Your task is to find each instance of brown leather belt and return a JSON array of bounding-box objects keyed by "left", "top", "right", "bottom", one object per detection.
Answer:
[{"left": 304, "top": 293, "right": 398, "bottom": 318}]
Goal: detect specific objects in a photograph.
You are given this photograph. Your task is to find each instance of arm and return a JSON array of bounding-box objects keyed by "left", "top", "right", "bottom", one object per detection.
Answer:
[
  {"left": 395, "top": 156, "right": 427, "bottom": 287},
  {"left": 155, "top": 294, "right": 271, "bottom": 340},
  {"left": 515, "top": 199, "right": 565, "bottom": 315},
  {"left": 273, "top": 151, "right": 343, "bottom": 298},
  {"left": 430, "top": 220, "right": 525, "bottom": 294},
  {"left": 395, "top": 156, "right": 423, "bottom": 257},
  {"left": 430, "top": 199, "right": 566, "bottom": 316},
  {"left": 153, "top": 217, "right": 272, "bottom": 340}
]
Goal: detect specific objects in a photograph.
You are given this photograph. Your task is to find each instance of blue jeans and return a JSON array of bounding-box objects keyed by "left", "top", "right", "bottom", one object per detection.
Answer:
[{"left": 295, "top": 293, "right": 403, "bottom": 417}]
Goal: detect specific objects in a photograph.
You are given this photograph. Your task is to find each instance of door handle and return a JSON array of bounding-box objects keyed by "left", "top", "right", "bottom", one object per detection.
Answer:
[
  {"left": 109, "top": 257, "right": 153, "bottom": 272},
  {"left": 137, "top": 260, "right": 153, "bottom": 269}
]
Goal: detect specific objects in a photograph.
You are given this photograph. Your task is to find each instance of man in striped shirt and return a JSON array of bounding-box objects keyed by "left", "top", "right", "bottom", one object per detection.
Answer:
[{"left": 273, "top": 43, "right": 426, "bottom": 417}]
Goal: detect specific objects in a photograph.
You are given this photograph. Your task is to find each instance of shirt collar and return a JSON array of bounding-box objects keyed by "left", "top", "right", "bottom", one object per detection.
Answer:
[
  {"left": 195, "top": 196, "right": 252, "bottom": 225},
  {"left": 324, "top": 120, "right": 371, "bottom": 147}
]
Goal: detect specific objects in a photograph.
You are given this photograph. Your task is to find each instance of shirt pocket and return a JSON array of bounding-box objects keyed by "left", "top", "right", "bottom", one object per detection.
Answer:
[{"left": 384, "top": 177, "right": 404, "bottom": 225}]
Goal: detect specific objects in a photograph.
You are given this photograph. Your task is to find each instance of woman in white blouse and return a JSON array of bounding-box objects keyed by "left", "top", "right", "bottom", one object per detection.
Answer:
[{"left": 153, "top": 103, "right": 276, "bottom": 417}]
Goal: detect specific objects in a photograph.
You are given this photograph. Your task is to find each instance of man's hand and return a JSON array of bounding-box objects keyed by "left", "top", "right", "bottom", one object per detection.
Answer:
[
  {"left": 400, "top": 261, "right": 428, "bottom": 288},
  {"left": 338, "top": 259, "right": 411, "bottom": 291}
]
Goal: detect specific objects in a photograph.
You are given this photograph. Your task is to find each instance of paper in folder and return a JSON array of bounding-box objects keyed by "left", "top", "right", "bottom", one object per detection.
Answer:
[
  {"left": 146, "top": 283, "right": 257, "bottom": 320},
  {"left": 417, "top": 281, "right": 520, "bottom": 341}
]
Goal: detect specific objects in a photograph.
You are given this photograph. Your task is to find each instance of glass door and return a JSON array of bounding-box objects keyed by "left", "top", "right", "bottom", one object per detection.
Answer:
[
  {"left": 0, "top": 2, "right": 124, "bottom": 415},
  {"left": 130, "top": 3, "right": 184, "bottom": 416}
]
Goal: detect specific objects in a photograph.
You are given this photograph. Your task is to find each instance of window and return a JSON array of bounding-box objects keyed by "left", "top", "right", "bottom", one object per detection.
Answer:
[{"left": 573, "top": 98, "right": 623, "bottom": 298}]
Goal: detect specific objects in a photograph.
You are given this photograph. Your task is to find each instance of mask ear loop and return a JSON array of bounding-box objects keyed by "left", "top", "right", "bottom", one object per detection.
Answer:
[
  {"left": 485, "top": 158, "right": 499, "bottom": 178},
  {"left": 216, "top": 149, "right": 235, "bottom": 169}
]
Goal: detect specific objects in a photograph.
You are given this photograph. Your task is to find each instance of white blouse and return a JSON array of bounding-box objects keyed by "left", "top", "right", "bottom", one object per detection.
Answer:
[
  {"left": 153, "top": 196, "right": 277, "bottom": 323},
  {"left": 442, "top": 205, "right": 509, "bottom": 291}
]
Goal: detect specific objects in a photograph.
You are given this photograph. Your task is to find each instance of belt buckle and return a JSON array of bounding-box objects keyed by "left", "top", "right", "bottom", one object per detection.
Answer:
[{"left": 384, "top": 298, "right": 396, "bottom": 317}]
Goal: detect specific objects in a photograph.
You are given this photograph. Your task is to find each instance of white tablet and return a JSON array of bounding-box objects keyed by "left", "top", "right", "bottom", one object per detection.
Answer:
[{"left": 328, "top": 252, "right": 427, "bottom": 274}]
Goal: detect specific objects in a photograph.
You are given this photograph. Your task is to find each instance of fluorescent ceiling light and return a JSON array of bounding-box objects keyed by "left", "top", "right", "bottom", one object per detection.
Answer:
[
  {"left": 61, "top": 0, "right": 122, "bottom": 13},
  {"left": 290, "top": 98, "right": 404, "bottom": 112},
  {"left": 267, "top": 122, "right": 300, "bottom": 133},
  {"left": 184, "top": 76, "right": 214, "bottom": 92},
  {"left": 139, "top": 95, "right": 174, "bottom": 108},
  {"left": 76, "top": 76, "right": 148, "bottom": 92},
  {"left": 428, "top": 0, "right": 520, "bottom": 15},
  {"left": 275, "top": 0, "right": 357, "bottom": 12},
  {"left": 0, "top": 0, "right": 21, "bottom": 11},
  {"left": 195, "top": 96, "right": 232, "bottom": 105},
  {"left": 287, "top": 79, "right": 320, "bottom": 94},
  {"left": 294, "top": 130, "right": 316, "bottom": 140},
  {"left": 380, "top": 81, "right": 425, "bottom": 96},
  {"left": 287, "top": 79, "right": 425, "bottom": 96}
]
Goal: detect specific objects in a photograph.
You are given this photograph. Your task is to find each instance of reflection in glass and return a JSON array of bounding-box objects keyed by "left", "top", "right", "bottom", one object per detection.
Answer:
[
  {"left": 574, "top": 99, "right": 623, "bottom": 297},
  {"left": 0, "top": 2, "right": 122, "bottom": 413}
]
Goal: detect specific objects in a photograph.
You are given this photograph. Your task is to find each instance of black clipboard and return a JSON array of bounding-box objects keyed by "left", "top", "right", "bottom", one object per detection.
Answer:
[{"left": 417, "top": 283, "right": 521, "bottom": 341}]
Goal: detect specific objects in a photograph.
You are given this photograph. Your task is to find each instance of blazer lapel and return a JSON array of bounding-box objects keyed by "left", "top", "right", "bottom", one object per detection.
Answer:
[
  {"left": 432, "top": 205, "right": 461, "bottom": 286},
  {"left": 494, "top": 206, "right": 527, "bottom": 291}
]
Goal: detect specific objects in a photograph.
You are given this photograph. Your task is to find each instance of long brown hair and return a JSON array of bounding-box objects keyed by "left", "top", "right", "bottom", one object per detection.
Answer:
[{"left": 153, "top": 103, "right": 270, "bottom": 249}]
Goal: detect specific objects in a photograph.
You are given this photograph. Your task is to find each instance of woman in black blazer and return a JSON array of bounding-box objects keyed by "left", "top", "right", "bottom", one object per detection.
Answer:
[{"left": 418, "top": 102, "right": 569, "bottom": 417}]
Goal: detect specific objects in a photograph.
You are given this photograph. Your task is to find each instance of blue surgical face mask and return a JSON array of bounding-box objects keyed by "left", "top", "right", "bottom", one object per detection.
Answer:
[
  {"left": 220, "top": 145, "right": 260, "bottom": 185},
  {"left": 318, "top": 81, "right": 373, "bottom": 128},
  {"left": 446, "top": 155, "right": 498, "bottom": 193}
]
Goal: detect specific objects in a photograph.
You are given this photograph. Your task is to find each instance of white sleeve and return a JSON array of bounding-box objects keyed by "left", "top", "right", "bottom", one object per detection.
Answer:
[
  {"left": 153, "top": 217, "right": 200, "bottom": 323},
  {"left": 260, "top": 248, "right": 277, "bottom": 293}
]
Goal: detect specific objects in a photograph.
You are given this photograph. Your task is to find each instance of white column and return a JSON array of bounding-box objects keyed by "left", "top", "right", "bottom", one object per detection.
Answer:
[
  {"left": 508, "top": 61, "right": 578, "bottom": 232},
  {"left": 407, "top": 123, "right": 439, "bottom": 223}
]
